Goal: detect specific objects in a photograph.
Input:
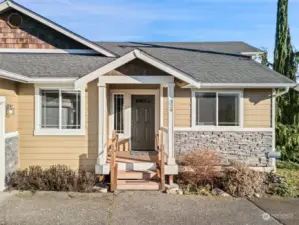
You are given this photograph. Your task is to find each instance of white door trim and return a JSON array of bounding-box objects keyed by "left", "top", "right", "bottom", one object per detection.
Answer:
[
  {"left": 0, "top": 96, "right": 6, "bottom": 191},
  {"left": 109, "top": 89, "right": 160, "bottom": 150}
]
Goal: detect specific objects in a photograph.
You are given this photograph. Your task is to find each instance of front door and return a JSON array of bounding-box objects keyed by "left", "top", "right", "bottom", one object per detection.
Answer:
[{"left": 131, "top": 95, "right": 155, "bottom": 151}]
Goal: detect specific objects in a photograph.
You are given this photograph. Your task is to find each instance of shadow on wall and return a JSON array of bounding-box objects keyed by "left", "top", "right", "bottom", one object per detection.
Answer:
[
  {"left": 79, "top": 84, "right": 98, "bottom": 173},
  {"left": 247, "top": 91, "right": 271, "bottom": 105}
]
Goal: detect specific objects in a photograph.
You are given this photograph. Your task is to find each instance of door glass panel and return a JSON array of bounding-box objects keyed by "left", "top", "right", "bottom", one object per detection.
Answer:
[{"left": 114, "top": 94, "right": 124, "bottom": 133}]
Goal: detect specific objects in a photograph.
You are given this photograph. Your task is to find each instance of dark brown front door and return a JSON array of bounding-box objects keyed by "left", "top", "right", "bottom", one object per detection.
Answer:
[{"left": 131, "top": 95, "right": 155, "bottom": 151}]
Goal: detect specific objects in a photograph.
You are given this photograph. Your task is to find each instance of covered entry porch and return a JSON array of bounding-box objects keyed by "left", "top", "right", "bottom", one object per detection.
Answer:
[{"left": 95, "top": 75, "right": 178, "bottom": 175}]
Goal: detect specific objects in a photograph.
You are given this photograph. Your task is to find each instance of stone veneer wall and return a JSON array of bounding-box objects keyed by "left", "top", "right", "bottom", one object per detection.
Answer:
[
  {"left": 5, "top": 136, "right": 19, "bottom": 175},
  {"left": 174, "top": 131, "right": 273, "bottom": 167}
]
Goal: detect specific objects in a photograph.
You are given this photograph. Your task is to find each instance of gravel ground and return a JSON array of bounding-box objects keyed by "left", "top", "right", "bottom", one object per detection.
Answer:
[{"left": 0, "top": 191, "right": 282, "bottom": 225}]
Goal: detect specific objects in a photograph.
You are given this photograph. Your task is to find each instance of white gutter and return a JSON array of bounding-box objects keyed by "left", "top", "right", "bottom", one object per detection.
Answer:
[
  {"left": 0, "top": 69, "right": 77, "bottom": 84},
  {"left": 183, "top": 83, "right": 296, "bottom": 89}
]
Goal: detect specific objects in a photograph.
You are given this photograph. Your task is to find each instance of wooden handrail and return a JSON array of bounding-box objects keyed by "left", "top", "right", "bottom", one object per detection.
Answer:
[
  {"left": 110, "top": 131, "right": 119, "bottom": 192},
  {"left": 156, "top": 129, "right": 165, "bottom": 191}
]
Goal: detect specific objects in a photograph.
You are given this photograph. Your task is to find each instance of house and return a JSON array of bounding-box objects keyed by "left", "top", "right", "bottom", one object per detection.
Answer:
[{"left": 0, "top": 0, "right": 296, "bottom": 190}]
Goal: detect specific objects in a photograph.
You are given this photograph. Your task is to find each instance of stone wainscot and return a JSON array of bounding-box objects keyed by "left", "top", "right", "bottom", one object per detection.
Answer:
[
  {"left": 5, "top": 135, "right": 19, "bottom": 176},
  {"left": 174, "top": 131, "right": 273, "bottom": 168}
]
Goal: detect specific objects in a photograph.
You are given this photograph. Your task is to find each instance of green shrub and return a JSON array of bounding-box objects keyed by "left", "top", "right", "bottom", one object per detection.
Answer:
[
  {"left": 222, "top": 162, "right": 267, "bottom": 198},
  {"left": 276, "top": 160, "right": 299, "bottom": 170},
  {"left": 269, "top": 169, "right": 299, "bottom": 197},
  {"left": 7, "top": 165, "right": 95, "bottom": 192}
]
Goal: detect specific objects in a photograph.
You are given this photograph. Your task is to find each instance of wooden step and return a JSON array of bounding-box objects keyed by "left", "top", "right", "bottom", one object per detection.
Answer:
[
  {"left": 117, "top": 180, "right": 159, "bottom": 190},
  {"left": 117, "top": 170, "right": 157, "bottom": 180}
]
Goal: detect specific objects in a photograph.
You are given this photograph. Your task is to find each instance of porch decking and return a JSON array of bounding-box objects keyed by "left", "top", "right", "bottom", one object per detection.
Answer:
[{"left": 107, "top": 151, "right": 158, "bottom": 163}]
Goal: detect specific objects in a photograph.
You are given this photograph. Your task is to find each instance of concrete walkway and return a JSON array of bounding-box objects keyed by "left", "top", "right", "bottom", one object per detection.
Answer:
[
  {"left": 251, "top": 198, "right": 299, "bottom": 225},
  {"left": 0, "top": 191, "right": 291, "bottom": 225}
]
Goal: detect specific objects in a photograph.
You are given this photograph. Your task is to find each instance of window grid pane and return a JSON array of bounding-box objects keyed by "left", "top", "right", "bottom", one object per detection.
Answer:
[
  {"left": 218, "top": 93, "right": 239, "bottom": 126},
  {"left": 40, "top": 90, "right": 59, "bottom": 128},
  {"left": 195, "top": 92, "right": 216, "bottom": 126},
  {"left": 61, "top": 90, "right": 81, "bottom": 129},
  {"left": 114, "top": 94, "right": 124, "bottom": 133}
]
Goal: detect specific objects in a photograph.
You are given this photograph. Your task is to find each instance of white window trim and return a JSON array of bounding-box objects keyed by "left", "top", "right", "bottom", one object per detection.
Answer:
[
  {"left": 111, "top": 93, "right": 125, "bottom": 139},
  {"left": 192, "top": 89, "right": 243, "bottom": 129},
  {"left": 34, "top": 85, "right": 85, "bottom": 136}
]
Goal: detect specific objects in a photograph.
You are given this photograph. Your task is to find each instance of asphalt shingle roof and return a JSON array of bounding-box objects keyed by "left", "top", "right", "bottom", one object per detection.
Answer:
[
  {"left": 0, "top": 54, "right": 114, "bottom": 78},
  {"left": 95, "top": 42, "right": 294, "bottom": 84},
  {"left": 0, "top": 42, "right": 295, "bottom": 84}
]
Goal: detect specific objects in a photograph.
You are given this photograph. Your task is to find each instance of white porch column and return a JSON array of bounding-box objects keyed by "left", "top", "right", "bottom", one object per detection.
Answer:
[
  {"left": 95, "top": 82, "right": 110, "bottom": 174},
  {"left": 167, "top": 82, "right": 176, "bottom": 165}
]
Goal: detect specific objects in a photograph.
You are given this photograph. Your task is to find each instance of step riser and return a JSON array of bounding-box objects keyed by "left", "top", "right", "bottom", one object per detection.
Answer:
[
  {"left": 117, "top": 185, "right": 159, "bottom": 190},
  {"left": 116, "top": 180, "right": 159, "bottom": 190},
  {"left": 117, "top": 163, "right": 156, "bottom": 171},
  {"left": 118, "top": 173, "right": 156, "bottom": 180}
]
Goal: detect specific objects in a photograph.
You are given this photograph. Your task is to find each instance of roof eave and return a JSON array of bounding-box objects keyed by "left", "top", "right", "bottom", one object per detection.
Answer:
[
  {"left": 182, "top": 83, "right": 297, "bottom": 89},
  {"left": 0, "top": 68, "right": 77, "bottom": 84}
]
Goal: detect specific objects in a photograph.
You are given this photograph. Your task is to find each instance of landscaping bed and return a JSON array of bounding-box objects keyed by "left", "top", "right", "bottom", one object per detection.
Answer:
[{"left": 177, "top": 150, "right": 299, "bottom": 198}]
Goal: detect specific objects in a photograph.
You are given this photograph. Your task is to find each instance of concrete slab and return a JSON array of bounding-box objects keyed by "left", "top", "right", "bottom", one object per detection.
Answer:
[
  {"left": 111, "top": 191, "right": 280, "bottom": 225},
  {"left": 0, "top": 191, "right": 113, "bottom": 225},
  {"left": 251, "top": 198, "right": 299, "bottom": 225}
]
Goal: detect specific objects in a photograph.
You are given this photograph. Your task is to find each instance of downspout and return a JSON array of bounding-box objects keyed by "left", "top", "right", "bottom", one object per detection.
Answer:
[
  {"left": 270, "top": 86, "right": 291, "bottom": 172},
  {"left": 275, "top": 87, "right": 290, "bottom": 97}
]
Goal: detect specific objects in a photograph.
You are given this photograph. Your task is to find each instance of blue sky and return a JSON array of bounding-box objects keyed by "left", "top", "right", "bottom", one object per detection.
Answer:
[{"left": 16, "top": 0, "right": 299, "bottom": 60}]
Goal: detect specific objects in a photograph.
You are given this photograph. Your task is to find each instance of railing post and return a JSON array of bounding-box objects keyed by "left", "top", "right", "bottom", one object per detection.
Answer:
[{"left": 110, "top": 131, "right": 118, "bottom": 192}]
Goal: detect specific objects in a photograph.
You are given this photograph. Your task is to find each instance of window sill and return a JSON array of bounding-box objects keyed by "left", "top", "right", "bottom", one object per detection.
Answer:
[
  {"left": 34, "top": 129, "right": 86, "bottom": 136},
  {"left": 176, "top": 126, "right": 272, "bottom": 132}
]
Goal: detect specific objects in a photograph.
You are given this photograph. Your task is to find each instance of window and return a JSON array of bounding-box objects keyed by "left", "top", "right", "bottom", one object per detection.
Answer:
[
  {"left": 195, "top": 93, "right": 216, "bottom": 126},
  {"left": 194, "top": 92, "right": 240, "bottom": 127},
  {"left": 36, "top": 88, "right": 84, "bottom": 135},
  {"left": 114, "top": 94, "right": 124, "bottom": 133},
  {"left": 218, "top": 93, "right": 239, "bottom": 126}
]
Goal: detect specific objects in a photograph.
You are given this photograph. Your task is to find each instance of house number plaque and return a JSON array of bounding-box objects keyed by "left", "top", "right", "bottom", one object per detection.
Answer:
[{"left": 169, "top": 99, "right": 173, "bottom": 112}]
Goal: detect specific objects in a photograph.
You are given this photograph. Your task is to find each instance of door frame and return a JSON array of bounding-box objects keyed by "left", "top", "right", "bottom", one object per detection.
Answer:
[
  {"left": 109, "top": 89, "right": 160, "bottom": 150},
  {"left": 131, "top": 94, "right": 156, "bottom": 151},
  {"left": 0, "top": 96, "right": 6, "bottom": 191}
]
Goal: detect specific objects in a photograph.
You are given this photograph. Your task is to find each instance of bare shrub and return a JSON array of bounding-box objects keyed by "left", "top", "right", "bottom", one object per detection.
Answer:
[
  {"left": 179, "top": 149, "right": 220, "bottom": 188},
  {"left": 222, "top": 162, "right": 267, "bottom": 197},
  {"left": 7, "top": 165, "right": 95, "bottom": 192}
]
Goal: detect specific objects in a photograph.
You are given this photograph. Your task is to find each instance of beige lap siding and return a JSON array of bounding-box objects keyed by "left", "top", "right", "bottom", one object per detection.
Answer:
[
  {"left": 244, "top": 89, "right": 272, "bottom": 128},
  {"left": 163, "top": 86, "right": 191, "bottom": 128},
  {"left": 18, "top": 80, "right": 99, "bottom": 172},
  {"left": 0, "top": 78, "right": 18, "bottom": 133}
]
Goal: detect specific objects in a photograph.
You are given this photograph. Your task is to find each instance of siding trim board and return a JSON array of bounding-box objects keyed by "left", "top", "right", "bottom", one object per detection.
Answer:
[{"left": 0, "top": 96, "right": 6, "bottom": 191}]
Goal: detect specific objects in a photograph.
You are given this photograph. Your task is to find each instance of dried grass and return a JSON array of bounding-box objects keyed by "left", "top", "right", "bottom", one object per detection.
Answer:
[
  {"left": 7, "top": 165, "right": 95, "bottom": 192},
  {"left": 179, "top": 149, "right": 220, "bottom": 187},
  {"left": 222, "top": 162, "right": 267, "bottom": 197}
]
